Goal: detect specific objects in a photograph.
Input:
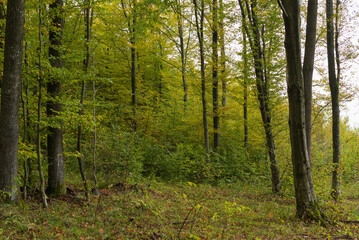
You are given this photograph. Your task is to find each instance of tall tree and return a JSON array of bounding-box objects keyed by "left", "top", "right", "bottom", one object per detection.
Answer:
[
  {"left": 303, "top": 0, "right": 318, "bottom": 164},
  {"left": 37, "top": 0, "right": 48, "bottom": 207},
  {"left": 0, "top": 0, "right": 25, "bottom": 201},
  {"left": 212, "top": 0, "right": 220, "bottom": 150},
  {"left": 47, "top": 0, "right": 66, "bottom": 197},
  {"left": 279, "top": 0, "right": 321, "bottom": 219},
  {"left": 193, "top": 0, "right": 210, "bottom": 157},
  {"left": 238, "top": 0, "right": 281, "bottom": 194},
  {"left": 76, "top": 0, "right": 91, "bottom": 201},
  {"left": 327, "top": 0, "right": 341, "bottom": 200}
]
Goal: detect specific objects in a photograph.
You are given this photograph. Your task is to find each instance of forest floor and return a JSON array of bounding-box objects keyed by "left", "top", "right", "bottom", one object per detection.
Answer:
[{"left": 1, "top": 180, "right": 359, "bottom": 239}]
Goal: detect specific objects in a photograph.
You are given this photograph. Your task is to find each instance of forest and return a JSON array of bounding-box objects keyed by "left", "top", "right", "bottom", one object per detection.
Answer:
[{"left": 0, "top": 0, "right": 359, "bottom": 239}]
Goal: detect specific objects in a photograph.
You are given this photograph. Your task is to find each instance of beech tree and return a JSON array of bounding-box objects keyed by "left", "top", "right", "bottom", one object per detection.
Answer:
[
  {"left": 47, "top": 0, "right": 66, "bottom": 197},
  {"left": 327, "top": 0, "right": 341, "bottom": 200},
  {"left": 0, "top": 0, "right": 25, "bottom": 201},
  {"left": 279, "top": 0, "right": 321, "bottom": 219}
]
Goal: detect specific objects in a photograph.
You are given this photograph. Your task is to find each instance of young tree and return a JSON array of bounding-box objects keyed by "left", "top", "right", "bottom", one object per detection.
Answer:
[
  {"left": 327, "top": 0, "right": 341, "bottom": 200},
  {"left": 238, "top": 0, "right": 281, "bottom": 194},
  {"left": 47, "top": 0, "right": 66, "bottom": 197},
  {"left": 279, "top": 0, "right": 321, "bottom": 219},
  {"left": 76, "top": 0, "right": 91, "bottom": 201},
  {"left": 37, "top": 0, "right": 48, "bottom": 207},
  {"left": 193, "top": 0, "right": 210, "bottom": 157},
  {"left": 242, "top": 32, "right": 249, "bottom": 149},
  {"left": 0, "top": 0, "right": 25, "bottom": 201},
  {"left": 173, "top": 0, "right": 189, "bottom": 107}
]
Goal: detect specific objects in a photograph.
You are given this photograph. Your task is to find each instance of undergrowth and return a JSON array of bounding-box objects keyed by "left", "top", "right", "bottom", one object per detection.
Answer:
[{"left": 1, "top": 180, "right": 359, "bottom": 239}]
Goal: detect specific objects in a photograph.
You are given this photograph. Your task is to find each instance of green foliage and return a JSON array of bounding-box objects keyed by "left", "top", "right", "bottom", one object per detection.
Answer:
[{"left": 2, "top": 182, "right": 359, "bottom": 239}]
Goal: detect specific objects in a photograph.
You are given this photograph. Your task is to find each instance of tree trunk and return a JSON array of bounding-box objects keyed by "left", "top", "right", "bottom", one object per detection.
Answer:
[
  {"left": 37, "top": 0, "right": 48, "bottom": 208},
  {"left": 243, "top": 32, "right": 249, "bottom": 149},
  {"left": 280, "top": 0, "right": 321, "bottom": 219},
  {"left": 177, "top": 2, "right": 188, "bottom": 108},
  {"left": 303, "top": 0, "right": 318, "bottom": 165},
  {"left": 77, "top": 1, "right": 91, "bottom": 201},
  {"left": 194, "top": 0, "right": 210, "bottom": 158},
  {"left": 130, "top": 2, "right": 137, "bottom": 131},
  {"left": 238, "top": 0, "right": 281, "bottom": 194},
  {"left": 47, "top": 0, "right": 66, "bottom": 197},
  {"left": 0, "top": 0, "right": 25, "bottom": 202},
  {"left": 212, "top": 0, "right": 220, "bottom": 150},
  {"left": 219, "top": 0, "right": 226, "bottom": 107},
  {"left": 327, "top": 0, "right": 341, "bottom": 200}
]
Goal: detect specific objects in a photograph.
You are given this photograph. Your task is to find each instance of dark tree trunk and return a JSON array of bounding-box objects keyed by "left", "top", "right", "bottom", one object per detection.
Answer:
[
  {"left": 0, "top": 0, "right": 25, "bottom": 202},
  {"left": 303, "top": 0, "right": 318, "bottom": 165},
  {"left": 242, "top": 32, "right": 249, "bottom": 149},
  {"left": 77, "top": 1, "right": 91, "bottom": 201},
  {"left": 238, "top": 0, "right": 281, "bottom": 194},
  {"left": 327, "top": 0, "right": 341, "bottom": 200},
  {"left": 194, "top": 0, "right": 210, "bottom": 158},
  {"left": 279, "top": 0, "right": 321, "bottom": 219},
  {"left": 47, "top": 0, "right": 66, "bottom": 197},
  {"left": 212, "top": 0, "right": 220, "bottom": 150}
]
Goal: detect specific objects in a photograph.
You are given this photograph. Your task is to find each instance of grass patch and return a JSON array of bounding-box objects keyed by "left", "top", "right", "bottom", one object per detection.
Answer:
[{"left": 1, "top": 180, "right": 359, "bottom": 239}]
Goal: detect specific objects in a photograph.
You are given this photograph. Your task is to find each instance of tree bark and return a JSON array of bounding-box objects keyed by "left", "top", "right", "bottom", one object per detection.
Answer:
[
  {"left": 0, "top": 0, "right": 25, "bottom": 202},
  {"left": 279, "top": 0, "right": 321, "bottom": 219},
  {"left": 327, "top": 0, "right": 341, "bottom": 200},
  {"left": 303, "top": 0, "right": 318, "bottom": 165},
  {"left": 47, "top": 0, "right": 66, "bottom": 197}
]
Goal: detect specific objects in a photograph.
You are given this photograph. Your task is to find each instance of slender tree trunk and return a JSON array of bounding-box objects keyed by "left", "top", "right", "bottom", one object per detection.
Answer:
[
  {"left": 327, "top": 0, "right": 341, "bottom": 200},
  {"left": 177, "top": 3, "right": 188, "bottom": 107},
  {"left": 22, "top": 43, "right": 30, "bottom": 200},
  {"left": 130, "top": 2, "right": 137, "bottom": 131},
  {"left": 212, "top": 0, "right": 220, "bottom": 150},
  {"left": 219, "top": 0, "right": 226, "bottom": 107},
  {"left": 92, "top": 55, "right": 99, "bottom": 195},
  {"left": 303, "top": 0, "right": 318, "bottom": 165},
  {"left": 194, "top": 0, "right": 210, "bottom": 158},
  {"left": 47, "top": 0, "right": 66, "bottom": 197},
  {"left": 0, "top": 0, "right": 25, "bottom": 202},
  {"left": 243, "top": 32, "right": 249, "bottom": 149},
  {"left": 77, "top": 1, "right": 91, "bottom": 201},
  {"left": 279, "top": 0, "right": 321, "bottom": 219},
  {"left": 37, "top": 1, "right": 48, "bottom": 207},
  {"left": 238, "top": 0, "right": 280, "bottom": 193}
]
